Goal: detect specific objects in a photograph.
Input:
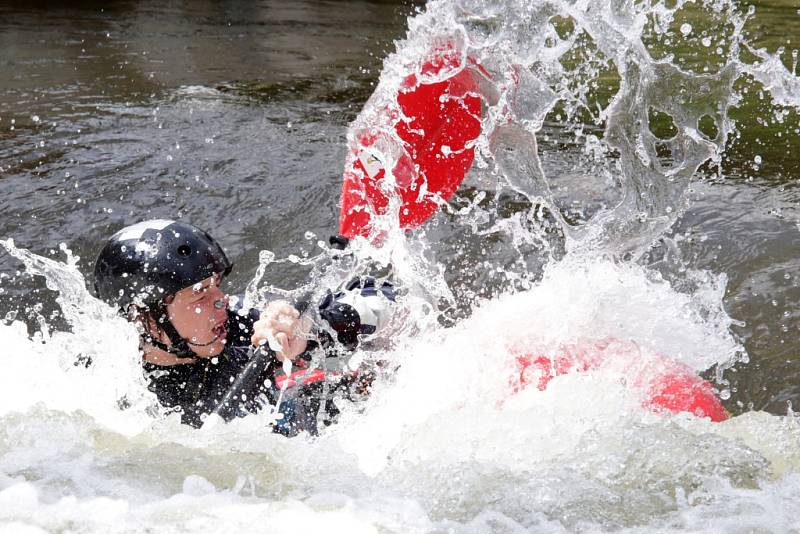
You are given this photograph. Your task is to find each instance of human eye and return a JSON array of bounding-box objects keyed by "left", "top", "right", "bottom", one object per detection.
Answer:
[{"left": 191, "top": 287, "right": 210, "bottom": 302}]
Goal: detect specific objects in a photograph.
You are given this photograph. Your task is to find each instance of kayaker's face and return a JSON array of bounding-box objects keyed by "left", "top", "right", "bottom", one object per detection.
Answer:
[{"left": 165, "top": 274, "right": 229, "bottom": 357}]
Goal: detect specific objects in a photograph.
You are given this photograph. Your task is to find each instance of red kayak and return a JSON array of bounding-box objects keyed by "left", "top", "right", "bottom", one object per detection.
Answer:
[
  {"left": 276, "top": 340, "right": 727, "bottom": 423},
  {"left": 511, "top": 339, "right": 728, "bottom": 422}
]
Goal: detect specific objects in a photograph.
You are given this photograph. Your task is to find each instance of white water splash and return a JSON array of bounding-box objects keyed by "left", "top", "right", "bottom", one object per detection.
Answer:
[
  {"left": 0, "top": 240, "right": 156, "bottom": 434},
  {"left": 1, "top": 0, "right": 800, "bottom": 532}
]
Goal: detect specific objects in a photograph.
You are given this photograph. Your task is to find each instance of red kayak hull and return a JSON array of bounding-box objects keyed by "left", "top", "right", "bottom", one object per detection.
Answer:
[{"left": 513, "top": 340, "right": 728, "bottom": 422}]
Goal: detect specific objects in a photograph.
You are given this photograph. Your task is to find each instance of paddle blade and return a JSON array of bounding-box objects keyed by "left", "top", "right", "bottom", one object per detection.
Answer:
[{"left": 339, "top": 53, "right": 482, "bottom": 239}]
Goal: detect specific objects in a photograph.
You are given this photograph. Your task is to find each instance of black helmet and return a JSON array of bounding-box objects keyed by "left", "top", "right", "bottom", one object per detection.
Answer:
[{"left": 94, "top": 219, "right": 232, "bottom": 312}]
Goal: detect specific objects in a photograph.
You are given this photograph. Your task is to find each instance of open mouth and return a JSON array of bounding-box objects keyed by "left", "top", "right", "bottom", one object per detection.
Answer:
[
  {"left": 212, "top": 322, "right": 228, "bottom": 340},
  {"left": 192, "top": 322, "right": 228, "bottom": 347}
]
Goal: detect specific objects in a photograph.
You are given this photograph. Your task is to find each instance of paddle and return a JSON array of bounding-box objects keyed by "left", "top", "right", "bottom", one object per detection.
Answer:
[{"left": 209, "top": 51, "right": 487, "bottom": 431}]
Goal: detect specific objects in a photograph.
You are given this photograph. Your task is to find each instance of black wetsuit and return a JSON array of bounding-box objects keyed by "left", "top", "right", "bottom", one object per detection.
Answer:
[
  {"left": 143, "top": 308, "right": 283, "bottom": 428},
  {"left": 143, "top": 277, "right": 394, "bottom": 433}
]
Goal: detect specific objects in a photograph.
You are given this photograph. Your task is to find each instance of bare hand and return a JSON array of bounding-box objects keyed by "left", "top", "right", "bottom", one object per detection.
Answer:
[{"left": 251, "top": 300, "right": 309, "bottom": 362}]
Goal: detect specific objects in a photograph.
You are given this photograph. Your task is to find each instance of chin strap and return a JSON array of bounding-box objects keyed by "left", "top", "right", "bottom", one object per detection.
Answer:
[{"left": 141, "top": 302, "right": 201, "bottom": 360}]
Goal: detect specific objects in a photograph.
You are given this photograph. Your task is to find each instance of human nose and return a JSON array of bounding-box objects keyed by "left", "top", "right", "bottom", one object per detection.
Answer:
[
  {"left": 213, "top": 298, "right": 226, "bottom": 310},
  {"left": 208, "top": 288, "right": 228, "bottom": 311}
]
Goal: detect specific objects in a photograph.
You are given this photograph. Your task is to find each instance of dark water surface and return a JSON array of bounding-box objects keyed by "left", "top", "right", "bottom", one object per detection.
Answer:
[
  {"left": 0, "top": 0, "right": 412, "bottom": 273},
  {"left": 0, "top": 0, "right": 798, "bottom": 416}
]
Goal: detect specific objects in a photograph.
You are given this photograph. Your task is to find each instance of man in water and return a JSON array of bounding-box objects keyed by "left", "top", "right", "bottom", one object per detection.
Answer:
[{"left": 93, "top": 219, "right": 394, "bottom": 433}]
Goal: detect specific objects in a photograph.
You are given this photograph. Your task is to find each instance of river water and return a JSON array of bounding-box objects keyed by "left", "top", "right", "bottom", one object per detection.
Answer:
[{"left": 1, "top": 0, "right": 799, "bottom": 532}]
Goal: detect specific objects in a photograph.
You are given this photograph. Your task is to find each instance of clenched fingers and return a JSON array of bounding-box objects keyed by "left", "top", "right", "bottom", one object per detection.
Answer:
[{"left": 250, "top": 300, "right": 309, "bottom": 361}]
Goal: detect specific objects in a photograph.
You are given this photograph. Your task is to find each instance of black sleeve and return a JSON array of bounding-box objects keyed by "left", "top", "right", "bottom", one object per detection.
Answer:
[
  {"left": 144, "top": 364, "right": 210, "bottom": 428},
  {"left": 210, "top": 346, "right": 279, "bottom": 422}
]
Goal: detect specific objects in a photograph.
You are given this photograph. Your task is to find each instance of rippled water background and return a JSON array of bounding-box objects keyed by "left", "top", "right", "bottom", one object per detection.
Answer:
[{"left": 1, "top": 0, "right": 800, "bottom": 531}]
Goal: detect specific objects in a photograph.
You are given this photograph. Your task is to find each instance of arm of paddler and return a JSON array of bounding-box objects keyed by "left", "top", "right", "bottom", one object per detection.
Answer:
[
  {"left": 247, "top": 234, "right": 397, "bottom": 360},
  {"left": 259, "top": 234, "right": 396, "bottom": 354}
]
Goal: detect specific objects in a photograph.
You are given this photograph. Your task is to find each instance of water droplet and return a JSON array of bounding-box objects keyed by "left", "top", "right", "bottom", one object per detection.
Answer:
[
  {"left": 701, "top": 37, "right": 711, "bottom": 47},
  {"left": 31, "top": 115, "right": 40, "bottom": 123},
  {"left": 680, "top": 23, "right": 692, "bottom": 36},
  {"left": 754, "top": 154, "right": 762, "bottom": 164}
]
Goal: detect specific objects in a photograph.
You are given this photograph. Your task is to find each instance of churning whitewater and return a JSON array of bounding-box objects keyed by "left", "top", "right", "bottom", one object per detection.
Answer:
[{"left": 1, "top": 0, "right": 800, "bottom": 532}]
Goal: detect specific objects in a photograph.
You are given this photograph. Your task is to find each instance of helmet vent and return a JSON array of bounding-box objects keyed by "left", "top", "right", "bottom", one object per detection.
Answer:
[{"left": 177, "top": 245, "right": 192, "bottom": 257}]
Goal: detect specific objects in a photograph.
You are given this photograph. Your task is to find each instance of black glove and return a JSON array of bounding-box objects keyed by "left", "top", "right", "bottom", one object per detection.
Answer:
[{"left": 318, "top": 277, "right": 396, "bottom": 350}]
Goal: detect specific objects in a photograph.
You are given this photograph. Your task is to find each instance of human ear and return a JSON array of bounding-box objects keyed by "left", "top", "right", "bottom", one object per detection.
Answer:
[{"left": 130, "top": 307, "right": 164, "bottom": 342}]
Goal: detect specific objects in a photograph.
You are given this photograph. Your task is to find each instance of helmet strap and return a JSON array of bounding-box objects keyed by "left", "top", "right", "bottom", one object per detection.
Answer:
[{"left": 141, "top": 302, "right": 200, "bottom": 360}]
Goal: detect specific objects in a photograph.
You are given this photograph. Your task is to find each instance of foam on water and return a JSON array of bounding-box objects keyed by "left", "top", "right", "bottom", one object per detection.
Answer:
[
  {"left": 2, "top": 0, "right": 800, "bottom": 531},
  {"left": 3, "top": 241, "right": 799, "bottom": 531},
  {"left": 0, "top": 240, "right": 156, "bottom": 434}
]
